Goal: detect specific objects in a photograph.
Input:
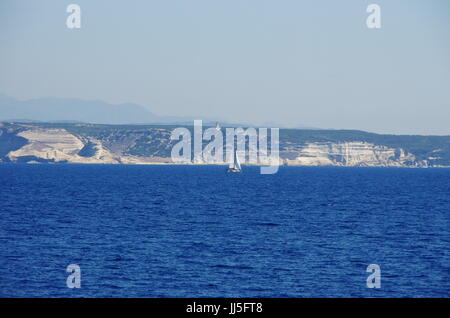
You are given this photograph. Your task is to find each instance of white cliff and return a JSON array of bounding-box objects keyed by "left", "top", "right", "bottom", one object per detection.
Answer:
[
  {"left": 7, "top": 128, "right": 119, "bottom": 163},
  {"left": 6, "top": 127, "right": 172, "bottom": 164},
  {"left": 283, "top": 141, "right": 422, "bottom": 167}
]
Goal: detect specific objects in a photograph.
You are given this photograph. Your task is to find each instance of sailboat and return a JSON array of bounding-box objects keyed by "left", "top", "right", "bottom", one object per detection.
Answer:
[{"left": 227, "top": 148, "right": 242, "bottom": 173}]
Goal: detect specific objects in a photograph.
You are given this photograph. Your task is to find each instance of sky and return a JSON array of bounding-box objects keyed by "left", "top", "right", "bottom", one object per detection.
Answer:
[{"left": 0, "top": 0, "right": 449, "bottom": 134}]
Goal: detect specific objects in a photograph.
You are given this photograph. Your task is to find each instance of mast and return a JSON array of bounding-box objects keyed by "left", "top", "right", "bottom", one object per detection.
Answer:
[{"left": 229, "top": 155, "right": 235, "bottom": 169}]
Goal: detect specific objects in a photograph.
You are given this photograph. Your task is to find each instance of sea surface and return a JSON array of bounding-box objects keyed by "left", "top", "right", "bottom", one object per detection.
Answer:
[{"left": 0, "top": 164, "right": 449, "bottom": 297}]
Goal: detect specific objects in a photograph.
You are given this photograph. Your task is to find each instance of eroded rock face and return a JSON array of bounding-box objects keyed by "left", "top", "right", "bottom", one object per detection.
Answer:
[
  {"left": 284, "top": 142, "right": 421, "bottom": 167},
  {"left": 7, "top": 128, "right": 119, "bottom": 163},
  {"left": 5, "top": 127, "right": 173, "bottom": 164}
]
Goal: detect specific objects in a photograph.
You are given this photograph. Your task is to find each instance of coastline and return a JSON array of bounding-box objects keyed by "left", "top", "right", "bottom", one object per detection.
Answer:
[{"left": 1, "top": 160, "right": 449, "bottom": 168}]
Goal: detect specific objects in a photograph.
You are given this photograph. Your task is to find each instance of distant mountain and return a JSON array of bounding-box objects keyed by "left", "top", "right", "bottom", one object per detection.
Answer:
[
  {"left": 0, "top": 94, "right": 160, "bottom": 124},
  {"left": 0, "top": 94, "right": 316, "bottom": 128}
]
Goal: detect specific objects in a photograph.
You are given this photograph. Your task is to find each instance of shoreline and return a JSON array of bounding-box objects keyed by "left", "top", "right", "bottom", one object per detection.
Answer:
[{"left": 1, "top": 161, "right": 449, "bottom": 168}]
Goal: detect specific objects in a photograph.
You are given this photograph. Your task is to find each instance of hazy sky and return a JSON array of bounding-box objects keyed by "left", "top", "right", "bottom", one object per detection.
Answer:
[{"left": 0, "top": 0, "right": 449, "bottom": 134}]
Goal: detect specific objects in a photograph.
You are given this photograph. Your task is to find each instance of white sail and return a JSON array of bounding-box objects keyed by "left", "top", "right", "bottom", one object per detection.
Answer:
[
  {"left": 227, "top": 147, "right": 242, "bottom": 172},
  {"left": 235, "top": 151, "right": 241, "bottom": 170}
]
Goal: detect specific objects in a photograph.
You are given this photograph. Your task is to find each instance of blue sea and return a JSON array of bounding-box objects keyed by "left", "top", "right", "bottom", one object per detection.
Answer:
[{"left": 0, "top": 164, "right": 449, "bottom": 297}]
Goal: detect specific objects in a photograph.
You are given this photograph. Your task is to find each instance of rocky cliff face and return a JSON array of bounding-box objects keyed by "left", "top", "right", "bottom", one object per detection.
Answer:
[
  {"left": 0, "top": 123, "right": 448, "bottom": 167},
  {"left": 3, "top": 126, "right": 170, "bottom": 164},
  {"left": 7, "top": 128, "right": 117, "bottom": 164},
  {"left": 282, "top": 141, "right": 426, "bottom": 167}
]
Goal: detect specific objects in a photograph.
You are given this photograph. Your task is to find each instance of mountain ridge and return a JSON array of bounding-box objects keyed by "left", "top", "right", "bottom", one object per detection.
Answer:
[{"left": 0, "top": 94, "right": 318, "bottom": 129}]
